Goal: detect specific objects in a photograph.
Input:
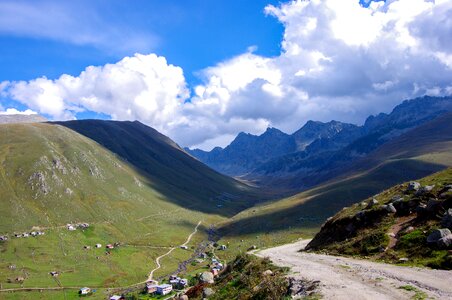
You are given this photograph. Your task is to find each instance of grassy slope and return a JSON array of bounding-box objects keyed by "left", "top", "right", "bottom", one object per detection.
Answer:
[
  {"left": 0, "top": 123, "right": 234, "bottom": 299},
  {"left": 54, "top": 120, "right": 262, "bottom": 216},
  {"left": 217, "top": 114, "right": 452, "bottom": 244},
  {"left": 307, "top": 168, "right": 452, "bottom": 269}
]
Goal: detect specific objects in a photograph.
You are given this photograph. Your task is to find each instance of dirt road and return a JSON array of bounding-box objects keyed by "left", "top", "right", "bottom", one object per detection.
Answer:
[
  {"left": 255, "top": 240, "right": 452, "bottom": 300},
  {"left": 147, "top": 220, "right": 202, "bottom": 281}
]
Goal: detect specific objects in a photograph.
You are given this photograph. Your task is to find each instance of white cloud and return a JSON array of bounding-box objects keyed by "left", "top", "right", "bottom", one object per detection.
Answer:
[
  {"left": 5, "top": 53, "right": 189, "bottom": 133},
  {"left": 0, "top": 108, "right": 37, "bottom": 115},
  {"left": 2, "top": 0, "right": 452, "bottom": 150}
]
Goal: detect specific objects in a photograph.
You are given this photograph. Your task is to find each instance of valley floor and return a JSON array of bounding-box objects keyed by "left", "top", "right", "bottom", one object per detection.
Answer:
[{"left": 255, "top": 240, "right": 452, "bottom": 300}]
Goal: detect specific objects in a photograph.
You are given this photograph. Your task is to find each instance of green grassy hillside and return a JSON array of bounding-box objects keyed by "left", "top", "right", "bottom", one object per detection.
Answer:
[
  {"left": 0, "top": 122, "right": 255, "bottom": 299},
  {"left": 54, "top": 120, "right": 260, "bottom": 216}
]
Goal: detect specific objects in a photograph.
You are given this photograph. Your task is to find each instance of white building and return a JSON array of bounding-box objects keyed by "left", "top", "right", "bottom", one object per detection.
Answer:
[
  {"left": 156, "top": 284, "right": 172, "bottom": 295},
  {"left": 79, "top": 287, "right": 91, "bottom": 295}
]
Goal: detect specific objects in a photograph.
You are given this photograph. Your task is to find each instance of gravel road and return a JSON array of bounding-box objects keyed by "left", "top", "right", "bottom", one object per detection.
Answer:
[{"left": 255, "top": 239, "right": 452, "bottom": 300}]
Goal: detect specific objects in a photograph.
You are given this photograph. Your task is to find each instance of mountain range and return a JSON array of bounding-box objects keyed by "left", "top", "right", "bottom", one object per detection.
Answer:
[{"left": 187, "top": 96, "right": 452, "bottom": 191}]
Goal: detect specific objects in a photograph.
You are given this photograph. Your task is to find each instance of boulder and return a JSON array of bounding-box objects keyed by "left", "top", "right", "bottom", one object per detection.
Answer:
[
  {"left": 416, "top": 185, "right": 435, "bottom": 196},
  {"left": 262, "top": 269, "right": 273, "bottom": 276},
  {"left": 382, "top": 203, "right": 397, "bottom": 213},
  {"left": 178, "top": 295, "right": 189, "bottom": 300},
  {"left": 437, "top": 234, "right": 452, "bottom": 249},
  {"left": 366, "top": 199, "right": 379, "bottom": 209},
  {"left": 426, "top": 198, "right": 443, "bottom": 212},
  {"left": 416, "top": 203, "right": 427, "bottom": 214},
  {"left": 404, "top": 226, "right": 415, "bottom": 234},
  {"left": 406, "top": 182, "right": 421, "bottom": 192},
  {"left": 355, "top": 211, "right": 366, "bottom": 220},
  {"left": 427, "top": 228, "right": 452, "bottom": 245},
  {"left": 199, "top": 271, "right": 214, "bottom": 284},
  {"left": 203, "top": 287, "right": 215, "bottom": 298},
  {"left": 441, "top": 209, "right": 452, "bottom": 229}
]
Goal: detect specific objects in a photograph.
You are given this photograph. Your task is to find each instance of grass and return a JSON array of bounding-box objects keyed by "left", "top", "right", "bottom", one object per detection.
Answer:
[
  {"left": 398, "top": 285, "right": 428, "bottom": 300},
  {"left": 0, "top": 123, "right": 235, "bottom": 299}
]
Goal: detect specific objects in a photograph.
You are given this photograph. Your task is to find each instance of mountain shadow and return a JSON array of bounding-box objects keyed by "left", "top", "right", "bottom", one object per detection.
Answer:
[{"left": 53, "top": 120, "right": 262, "bottom": 217}]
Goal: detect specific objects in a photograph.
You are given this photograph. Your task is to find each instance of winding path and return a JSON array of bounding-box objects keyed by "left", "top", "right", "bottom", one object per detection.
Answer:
[
  {"left": 147, "top": 220, "right": 202, "bottom": 281},
  {"left": 255, "top": 239, "right": 452, "bottom": 300}
]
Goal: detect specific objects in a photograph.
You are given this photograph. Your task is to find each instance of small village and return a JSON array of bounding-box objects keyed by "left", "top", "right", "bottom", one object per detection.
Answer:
[
  {"left": 1, "top": 220, "right": 230, "bottom": 299},
  {"left": 104, "top": 251, "right": 226, "bottom": 300}
]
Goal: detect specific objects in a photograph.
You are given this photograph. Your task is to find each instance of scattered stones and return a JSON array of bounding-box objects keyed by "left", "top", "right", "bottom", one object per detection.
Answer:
[
  {"left": 442, "top": 209, "right": 452, "bottom": 229},
  {"left": 199, "top": 271, "right": 214, "bottom": 284},
  {"left": 28, "top": 171, "right": 50, "bottom": 195},
  {"left": 288, "top": 278, "right": 320, "bottom": 298},
  {"left": 366, "top": 199, "right": 379, "bottom": 209}
]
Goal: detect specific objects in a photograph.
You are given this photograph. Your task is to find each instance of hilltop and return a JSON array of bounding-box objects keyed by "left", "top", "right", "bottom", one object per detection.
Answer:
[{"left": 0, "top": 114, "right": 47, "bottom": 124}]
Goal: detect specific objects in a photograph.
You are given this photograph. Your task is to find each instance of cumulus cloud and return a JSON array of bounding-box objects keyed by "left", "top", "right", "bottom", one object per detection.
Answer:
[
  {"left": 189, "top": 0, "right": 452, "bottom": 147},
  {"left": 0, "top": 108, "right": 37, "bottom": 115},
  {"left": 5, "top": 53, "right": 189, "bottom": 132},
  {"left": 2, "top": 0, "right": 452, "bottom": 150}
]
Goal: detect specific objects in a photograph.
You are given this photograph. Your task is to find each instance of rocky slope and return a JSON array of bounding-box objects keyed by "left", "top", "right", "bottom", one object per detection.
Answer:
[{"left": 306, "top": 168, "right": 452, "bottom": 269}]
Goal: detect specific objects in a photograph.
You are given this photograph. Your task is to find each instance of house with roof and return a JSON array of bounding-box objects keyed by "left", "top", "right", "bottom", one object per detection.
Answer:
[
  {"left": 156, "top": 284, "right": 172, "bottom": 295},
  {"left": 146, "top": 283, "right": 158, "bottom": 294},
  {"left": 79, "top": 287, "right": 91, "bottom": 295},
  {"left": 109, "top": 295, "right": 124, "bottom": 300}
]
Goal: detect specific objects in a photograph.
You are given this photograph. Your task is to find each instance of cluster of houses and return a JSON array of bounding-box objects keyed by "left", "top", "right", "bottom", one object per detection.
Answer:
[
  {"left": 210, "top": 258, "right": 224, "bottom": 276},
  {"left": 67, "top": 222, "right": 89, "bottom": 231},
  {"left": 12, "top": 231, "right": 45, "bottom": 238},
  {"left": 145, "top": 275, "right": 188, "bottom": 296}
]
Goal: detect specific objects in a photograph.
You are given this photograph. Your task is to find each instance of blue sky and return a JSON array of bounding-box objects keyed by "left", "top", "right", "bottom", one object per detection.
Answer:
[
  {"left": 0, "top": 0, "right": 284, "bottom": 84},
  {"left": 1, "top": 0, "right": 450, "bottom": 149}
]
